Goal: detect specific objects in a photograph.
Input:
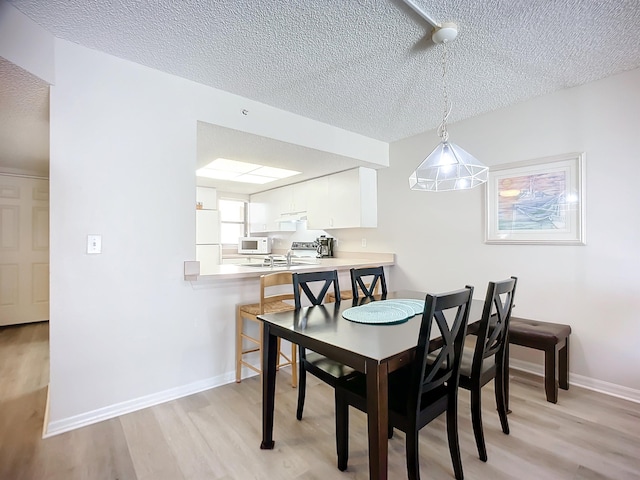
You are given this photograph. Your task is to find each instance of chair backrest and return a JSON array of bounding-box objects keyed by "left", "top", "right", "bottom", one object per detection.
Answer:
[
  {"left": 470, "top": 276, "right": 518, "bottom": 376},
  {"left": 350, "top": 266, "right": 388, "bottom": 299},
  {"left": 259, "top": 272, "right": 295, "bottom": 314},
  {"left": 292, "top": 270, "right": 341, "bottom": 309},
  {"left": 409, "top": 286, "right": 474, "bottom": 412}
]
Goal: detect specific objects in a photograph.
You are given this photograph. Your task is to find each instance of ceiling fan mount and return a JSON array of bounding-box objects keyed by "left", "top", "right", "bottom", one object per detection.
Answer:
[
  {"left": 401, "top": 0, "right": 459, "bottom": 44},
  {"left": 431, "top": 22, "right": 458, "bottom": 44}
]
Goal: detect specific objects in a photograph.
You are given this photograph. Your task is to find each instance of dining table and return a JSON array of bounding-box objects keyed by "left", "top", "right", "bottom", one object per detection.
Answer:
[{"left": 258, "top": 290, "right": 486, "bottom": 480}]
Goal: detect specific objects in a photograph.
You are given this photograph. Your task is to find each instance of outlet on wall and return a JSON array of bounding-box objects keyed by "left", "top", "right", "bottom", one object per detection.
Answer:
[{"left": 361, "top": 238, "right": 367, "bottom": 247}]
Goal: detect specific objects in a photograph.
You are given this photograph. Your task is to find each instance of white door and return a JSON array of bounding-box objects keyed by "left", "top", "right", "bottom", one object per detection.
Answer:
[{"left": 0, "top": 175, "right": 49, "bottom": 326}]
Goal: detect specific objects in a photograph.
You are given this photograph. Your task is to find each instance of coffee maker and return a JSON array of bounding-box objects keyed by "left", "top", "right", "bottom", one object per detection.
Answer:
[{"left": 316, "top": 235, "right": 335, "bottom": 258}]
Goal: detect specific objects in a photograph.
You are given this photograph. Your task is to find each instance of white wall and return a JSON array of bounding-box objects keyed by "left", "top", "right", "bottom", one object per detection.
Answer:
[
  {"left": 336, "top": 68, "right": 640, "bottom": 398},
  {"left": 41, "top": 36, "right": 387, "bottom": 432}
]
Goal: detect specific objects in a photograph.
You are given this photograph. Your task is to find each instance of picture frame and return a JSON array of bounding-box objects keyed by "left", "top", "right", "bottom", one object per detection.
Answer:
[{"left": 485, "top": 152, "right": 586, "bottom": 245}]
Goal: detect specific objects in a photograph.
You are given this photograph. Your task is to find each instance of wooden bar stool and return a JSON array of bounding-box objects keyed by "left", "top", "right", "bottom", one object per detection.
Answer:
[{"left": 236, "top": 272, "right": 297, "bottom": 387}]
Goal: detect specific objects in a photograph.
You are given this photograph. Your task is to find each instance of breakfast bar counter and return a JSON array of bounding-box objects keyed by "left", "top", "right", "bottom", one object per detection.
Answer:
[{"left": 186, "top": 252, "right": 395, "bottom": 281}]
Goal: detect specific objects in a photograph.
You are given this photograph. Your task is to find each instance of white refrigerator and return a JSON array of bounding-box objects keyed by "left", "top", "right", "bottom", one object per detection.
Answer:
[{"left": 196, "top": 209, "right": 221, "bottom": 274}]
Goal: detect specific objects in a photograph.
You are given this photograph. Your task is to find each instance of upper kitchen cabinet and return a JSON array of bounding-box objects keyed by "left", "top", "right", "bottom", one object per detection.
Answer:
[
  {"left": 249, "top": 167, "right": 377, "bottom": 232},
  {"left": 250, "top": 182, "right": 310, "bottom": 232},
  {"left": 321, "top": 167, "right": 377, "bottom": 229},
  {"left": 250, "top": 187, "right": 293, "bottom": 232}
]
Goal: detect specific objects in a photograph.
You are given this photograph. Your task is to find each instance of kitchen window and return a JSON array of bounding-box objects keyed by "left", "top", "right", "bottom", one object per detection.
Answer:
[{"left": 219, "top": 199, "right": 247, "bottom": 245}]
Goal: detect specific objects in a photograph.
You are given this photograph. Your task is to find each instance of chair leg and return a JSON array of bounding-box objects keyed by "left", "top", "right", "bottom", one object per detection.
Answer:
[
  {"left": 259, "top": 322, "right": 264, "bottom": 377},
  {"left": 405, "top": 428, "right": 420, "bottom": 480},
  {"left": 235, "top": 309, "right": 243, "bottom": 383},
  {"left": 504, "top": 341, "right": 512, "bottom": 413},
  {"left": 296, "top": 347, "right": 306, "bottom": 420},
  {"left": 470, "top": 386, "right": 488, "bottom": 462},
  {"left": 446, "top": 402, "right": 464, "bottom": 480},
  {"left": 290, "top": 342, "right": 298, "bottom": 388},
  {"left": 495, "top": 364, "right": 510, "bottom": 435},
  {"left": 335, "top": 390, "right": 349, "bottom": 471}
]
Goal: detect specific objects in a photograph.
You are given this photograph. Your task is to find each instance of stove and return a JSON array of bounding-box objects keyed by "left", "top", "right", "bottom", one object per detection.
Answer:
[{"left": 291, "top": 241, "right": 318, "bottom": 258}]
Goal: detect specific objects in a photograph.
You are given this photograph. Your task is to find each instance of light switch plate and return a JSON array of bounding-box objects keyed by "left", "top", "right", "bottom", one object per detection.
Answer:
[{"left": 87, "top": 234, "right": 102, "bottom": 254}]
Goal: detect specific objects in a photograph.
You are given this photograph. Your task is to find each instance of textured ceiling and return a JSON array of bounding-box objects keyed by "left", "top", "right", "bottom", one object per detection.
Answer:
[{"left": 2, "top": 0, "right": 640, "bottom": 181}]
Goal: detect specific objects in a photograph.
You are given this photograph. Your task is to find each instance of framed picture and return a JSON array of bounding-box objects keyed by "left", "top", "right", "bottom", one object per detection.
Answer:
[{"left": 485, "top": 152, "right": 586, "bottom": 245}]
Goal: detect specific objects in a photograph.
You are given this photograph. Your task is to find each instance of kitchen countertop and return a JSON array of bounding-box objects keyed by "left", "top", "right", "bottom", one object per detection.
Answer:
[{"left": 188, "top": 252, "right": 395, "bottom": 281}]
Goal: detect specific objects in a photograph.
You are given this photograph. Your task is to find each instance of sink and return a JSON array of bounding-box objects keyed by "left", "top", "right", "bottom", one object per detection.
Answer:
[{"left": 240, "top": 260, "right": 318, "bottom": 268}]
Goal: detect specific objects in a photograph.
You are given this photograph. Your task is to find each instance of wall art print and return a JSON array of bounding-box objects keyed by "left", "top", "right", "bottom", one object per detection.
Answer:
[{"left": 485, "top": 152, "right": 585, "bottom": 245}]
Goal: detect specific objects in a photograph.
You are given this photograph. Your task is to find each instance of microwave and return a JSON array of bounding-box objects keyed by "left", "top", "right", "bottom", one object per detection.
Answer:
[{"left": 238, "top": 237, "right": 271, "bottom": 255}]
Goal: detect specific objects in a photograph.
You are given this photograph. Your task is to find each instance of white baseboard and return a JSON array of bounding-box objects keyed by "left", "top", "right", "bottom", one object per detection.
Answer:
[
  {"left": 44, "top": 359, "right": 639, "bottom": 438},
  {"left": 509, "top": 359, "right": 640, "bottom": 404},
  {"left": 43, "top": 371, "right": 237, "bottom": 438}
]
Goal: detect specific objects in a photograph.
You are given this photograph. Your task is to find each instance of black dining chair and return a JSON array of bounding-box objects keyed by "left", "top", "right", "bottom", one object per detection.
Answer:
[
  {"left": 293, "top": 270, "right": 356, "bottom": 421},
  {"left": 458, "top": 276, "right": 517, "bottom": 462},
  {"left": 350, "top": 266, "right": 388, "bottom": 299},
  {"left": 334, "top": 286, "right": 474, "bottom": 480}
]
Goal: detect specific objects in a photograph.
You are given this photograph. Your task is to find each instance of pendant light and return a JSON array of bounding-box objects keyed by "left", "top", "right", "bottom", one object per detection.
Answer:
[{"left": 409, "top": 23, "right": 488, "bottom": 192}]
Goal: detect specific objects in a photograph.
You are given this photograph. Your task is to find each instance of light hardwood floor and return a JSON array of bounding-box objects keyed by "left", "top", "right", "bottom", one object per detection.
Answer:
[{"left": 1, "top": 322, "right": 639, "bottom": 480}]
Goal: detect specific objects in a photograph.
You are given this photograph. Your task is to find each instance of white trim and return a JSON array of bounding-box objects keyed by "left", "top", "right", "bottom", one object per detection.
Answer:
[
  {"left": 44, "top": 360, "right": 639, "bottom": 438},
  {"left": 510, "top": 359, "right": 640, "bottom": 404},
  {"left": 0, "top": 172, "right": 49, "bottom": 180},
  {"left": 43, "top": 372, "right": 236, "bottom": 438},
  {"left": 42, "top": 384, "right": 50, "bottom": 438}
]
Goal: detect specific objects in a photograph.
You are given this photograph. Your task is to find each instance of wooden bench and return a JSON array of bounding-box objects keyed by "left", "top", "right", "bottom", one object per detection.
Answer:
[{"left": 508, "top": 317, "right": 571, "bottom": 403}]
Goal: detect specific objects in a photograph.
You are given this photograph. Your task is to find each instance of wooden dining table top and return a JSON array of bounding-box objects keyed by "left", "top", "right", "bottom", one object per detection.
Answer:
[{"left": 259, "top": 290, "right": 485, "bottom": 370}]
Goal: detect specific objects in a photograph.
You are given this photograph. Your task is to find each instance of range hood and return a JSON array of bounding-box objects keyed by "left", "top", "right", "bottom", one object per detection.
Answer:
[{"left": 276, "top": 211, "right": 308, "bottom": 223}]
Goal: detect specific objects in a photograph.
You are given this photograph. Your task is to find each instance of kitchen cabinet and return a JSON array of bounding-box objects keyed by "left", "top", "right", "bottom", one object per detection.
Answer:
[
  {"left": 250, "top": 188, "right": 293, "bottom": 232},
  {"left": 249, "top": 167, "right": 377, "bottom": 232},
  {"left": 305, "top": 176, "right": 329, "bottom": 230},
  {"left": 310, "top": 167, "right": 377, "bottom": 229},
  {"left": 249, "top": 183, "right": 309, "bottom": 232},
  {"left": 290, "top": 183, "right": 308, "bottom": 213}
]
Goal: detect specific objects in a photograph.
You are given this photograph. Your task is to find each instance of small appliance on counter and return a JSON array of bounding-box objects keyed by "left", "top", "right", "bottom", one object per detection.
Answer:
[
  {"left": 316, "top": 235, "right": 335, "bottom": 258},
  {"left": 238, "top": 236, "right": 271, "bottom": 255}
]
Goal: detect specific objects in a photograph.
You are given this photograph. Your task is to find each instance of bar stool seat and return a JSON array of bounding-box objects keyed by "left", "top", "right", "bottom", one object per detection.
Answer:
[{"left": 236, "top": 272, "right": 297, "bottom": 387}]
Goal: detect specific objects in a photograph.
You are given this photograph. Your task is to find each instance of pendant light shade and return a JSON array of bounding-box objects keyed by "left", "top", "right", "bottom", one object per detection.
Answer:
[
  {"left": 409, "top": 141, "right": 488, "bottom": 191},
  {"left": 408, "top": 21, "right": 488, "bottom": 192}
]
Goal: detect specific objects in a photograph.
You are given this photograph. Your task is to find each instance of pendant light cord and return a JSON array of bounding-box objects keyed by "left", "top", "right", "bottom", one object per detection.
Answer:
[{"left": 437, "top": 42, "right": 452, "bottom": 143}]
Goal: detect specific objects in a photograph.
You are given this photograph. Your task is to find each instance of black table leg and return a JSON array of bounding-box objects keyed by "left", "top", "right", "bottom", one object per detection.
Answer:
[
  {"left": 365, "top": 359, "right": 388, "bottom": 480},
  {"left": 261, "top": 323, "right": 278, "bottom": 449}
]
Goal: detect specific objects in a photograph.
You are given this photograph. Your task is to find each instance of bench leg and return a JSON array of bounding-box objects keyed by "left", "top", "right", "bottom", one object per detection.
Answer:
[
  {"left": 544, "top": 346, "right": 558, "bottom": 404},
  {"left": 559, "top": 337, "right": 569, "bottom": 390}
]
